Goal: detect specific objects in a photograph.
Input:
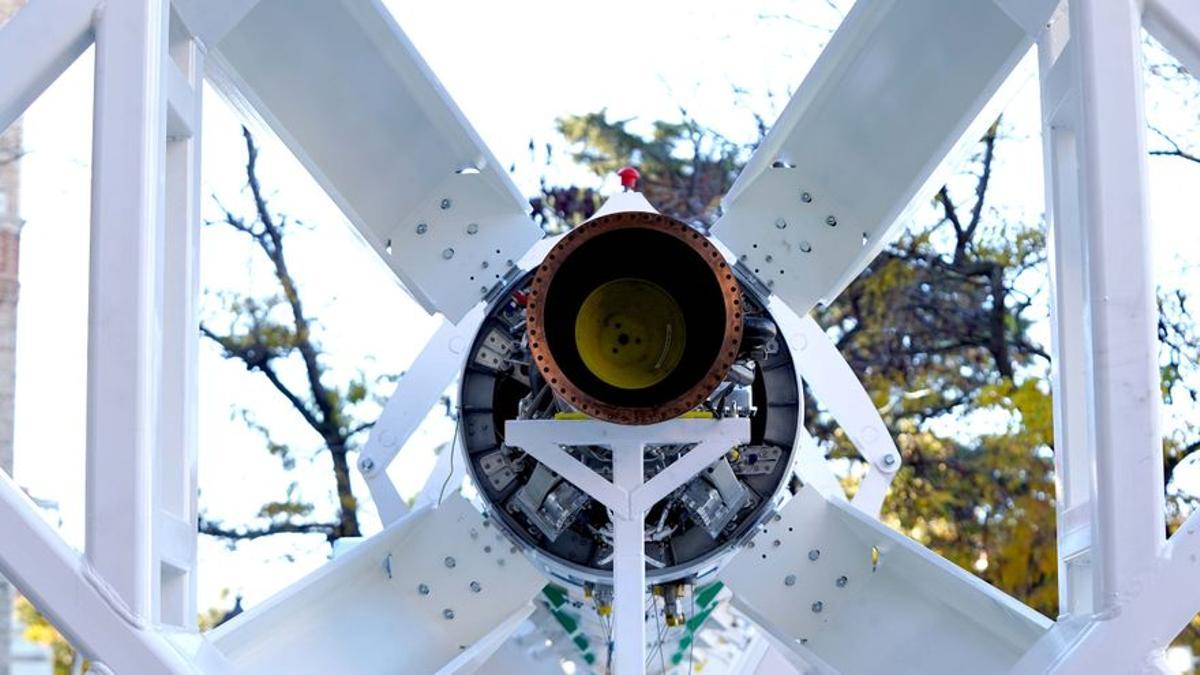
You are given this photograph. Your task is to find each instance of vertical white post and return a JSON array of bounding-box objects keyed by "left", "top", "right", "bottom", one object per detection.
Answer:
[
  {"left": 153, "top": 8, "right": 203, "bottom": 629},
  {"left": 1040, "top": 0, "right": 1166, "bottom": 621},
  {"left": 85, "top": 0, "right": 168, "bottom": 621},
  {"left": 611, "top": 446, "right": 646, "bottom": 675}
]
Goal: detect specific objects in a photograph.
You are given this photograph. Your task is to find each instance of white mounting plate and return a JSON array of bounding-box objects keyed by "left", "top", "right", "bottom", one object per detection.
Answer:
[
  {"left": 720, "top": 487, "right": 1051, "bottom": 674},
  {"left": 712, "top": 0, "right": 1053, "bottom": 315},
  {"left": 205, "top": 0, "right": 542, "bottom": 322},
  {"left": 207, "top": 495, "right": 545, "bottom": 674}
]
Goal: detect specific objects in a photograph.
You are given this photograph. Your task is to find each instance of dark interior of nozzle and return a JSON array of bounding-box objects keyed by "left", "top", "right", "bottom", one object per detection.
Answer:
[{"left": 543, "top": 227, "right": 728, "bottom": 409}]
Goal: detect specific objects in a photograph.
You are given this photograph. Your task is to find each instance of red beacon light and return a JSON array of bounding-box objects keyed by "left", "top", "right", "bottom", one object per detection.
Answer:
[{"left": 616, "top": 166, "right": 640, "bottom": 191}]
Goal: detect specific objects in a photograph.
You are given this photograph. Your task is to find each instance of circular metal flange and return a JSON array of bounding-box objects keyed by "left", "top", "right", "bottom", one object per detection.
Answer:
[{"left": 526, "top": 211, "right": 743, "bottom": 424}]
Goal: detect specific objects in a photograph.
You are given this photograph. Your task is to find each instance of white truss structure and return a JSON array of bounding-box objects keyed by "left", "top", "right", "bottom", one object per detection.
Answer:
[{"left": 0, "top": 0, "right": 1197, "bottom": 673}]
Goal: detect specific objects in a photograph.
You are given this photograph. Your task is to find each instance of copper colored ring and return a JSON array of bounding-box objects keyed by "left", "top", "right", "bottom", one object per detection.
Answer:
[{"left": 525, "top": 211, "right": 743, "bottom": 425}]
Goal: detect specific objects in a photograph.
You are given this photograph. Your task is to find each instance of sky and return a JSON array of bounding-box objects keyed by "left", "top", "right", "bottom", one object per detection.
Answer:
[{"left": 7, "top": 0, "right": 1200, "bottom": 617}]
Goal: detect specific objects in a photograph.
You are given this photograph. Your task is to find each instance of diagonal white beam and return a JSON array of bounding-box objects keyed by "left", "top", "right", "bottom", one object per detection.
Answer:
[
  {"left": 0, "top": 0, "right": 97, "bottom": 132},
  {"left": 1145, "top": 0, "right": 1200, "bottom": 79}
]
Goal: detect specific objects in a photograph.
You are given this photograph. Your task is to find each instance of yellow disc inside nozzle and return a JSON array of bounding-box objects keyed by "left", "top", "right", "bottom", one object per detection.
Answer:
[{"left": 574, "top": 278, "right": 687, "bottom": 390}]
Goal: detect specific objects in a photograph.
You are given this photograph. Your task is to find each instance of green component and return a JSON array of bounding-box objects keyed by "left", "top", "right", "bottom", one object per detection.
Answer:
[
  {"left": 573, "top": 635, "right": 589, "bottom": 651},
  {"left": 552, "top": 608, "right": 579, "bottom": 635},
  {"left": 671, "top": 652, "right": 684, "bottom": 666},
  {"left": 694, "top": 581, "right": 723, "bottom": 608},
  {"left": 678, "top": 635, "right": 693, "bottom": 650},
  {"left": 584, "top": 653, "right": 596, "bottom": 665},
  {"left": 542, "top": 584, "right": 569, "bottom": 609},
  {"left": 685, "top": 604, "right": 715, "bottom": 633}
]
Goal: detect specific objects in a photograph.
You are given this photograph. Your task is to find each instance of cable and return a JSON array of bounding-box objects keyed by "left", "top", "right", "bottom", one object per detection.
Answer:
[{"left": 437, "top": 414, "right": 462, "bottom": 506}]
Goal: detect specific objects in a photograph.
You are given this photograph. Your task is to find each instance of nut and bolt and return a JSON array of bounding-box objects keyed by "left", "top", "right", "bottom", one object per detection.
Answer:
[
  {"left": 358, "top": 457, "right": 375, "bottom": 473},
  {"left": 808, "top": 549, "right": 821, "bottom": 561},
  {"left": 811, "top": 601, "right": 823, "bottom": 613},
  {"left": 784, "top": 574, "right": 796, "bottom": 587},
  {"left": 443, "top": 608, "right": 455, "bottom": 620},
  {"left": 418, "top": 583, "right": 430, "bottom": 595},
  {"left": 440, "top": 198, "right": 452, "bottom": 210},
  {"left": 883, "top": 454, "right": 897, "bottom": 467},
  {"left": 801, "top": 192, "right": 813, "bottom": 203},
  {"left": 466, "top": 223, "right": 479, "bottom": 235},
  {"left": 444, "top": 556, "right": 456, "bottom": 569},
  {"left": 799, "top": 240, "right": 813, "bottom": 253},
  {"left": 836, "top": 576, "right": 848, "bottom": 588},
  {"left": 825, "top": 215, "right": 838, "bottom": 227},
  {"left": 470, "top": 581, "right": 482, "bottom": 593},
  {"left": 442, "top": 247, "right": 455, "bottom": 260},
  {"left": 775, "top": 218, "right": 788, "bottom": 230},
  {"left": 416, "top": 223, "right": 428, "bottom": 235}
]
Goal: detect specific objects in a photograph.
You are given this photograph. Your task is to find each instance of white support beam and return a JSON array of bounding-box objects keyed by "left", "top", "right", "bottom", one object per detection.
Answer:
[
  {"left": 0, "top": 0, "right": 97, "bottom": 132},
  {"left": 1145, "top": 0, "right": 1200, "bottom": 79},
  {"left": 0, "top": 472, "right": 197, "bottom": 673},
  {"left": 85, "top": 0, "right": 170, "bottom": 622}
]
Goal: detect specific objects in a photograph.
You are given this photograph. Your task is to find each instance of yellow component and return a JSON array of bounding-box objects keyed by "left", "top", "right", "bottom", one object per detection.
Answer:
[
  {"left": 553, "top": 411, "right": 592, "bottom": 421},
  {"left": 727, "top": 448, "right": 741, "bottom": 462},
  {"left": 574, "top": 278, "right": 687, "bottom": 390},
  {"left": 597, "top": 604, "right": 612, "bottom": 617},
  {"left": 678, "top": 410, "right": 715, "bottom": 419},
  {"left": 583, "top": 584, "right": 593, "bottom": 598}
]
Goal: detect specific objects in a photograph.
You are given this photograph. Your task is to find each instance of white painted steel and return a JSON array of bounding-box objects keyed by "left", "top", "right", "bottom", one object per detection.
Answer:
[
  {"left": 1145, "top": 0, "right": 1200, "bottom": 78},
  {"left": 721, "top": 487, "right": 1052, "bottom": 674},
  {"left": 786, "top": 312, "right": 899, "bottom": 516},
  {"left": 0, "top": 471, "right": 201, "bottom": 674},
  {"left": 208, "top": 494, "right": 544, "bottom": 674},
  {"left": 0, "top": 0, "right": 96, "bottom": 133},
  {"left": 505, "top": 418, "right": 750, "bottom": 675},
  {"left": 712, "top": 0, "right": 1055, "bottom": 316},
  {"left": 85, "top": 0, "right": 171, "bottom": 623},
  {"left": 202, "top": 0, "right": 542, "bottom": 322}
]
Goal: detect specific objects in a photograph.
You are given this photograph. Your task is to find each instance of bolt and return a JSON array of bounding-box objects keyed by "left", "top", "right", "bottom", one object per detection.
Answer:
[
  {"left": 883, "top": 454, "right": 897, "bottom": 467},
  {"left": 825, "top": 215, "right": 838, "bottom": 227},
  {"left": 765, "top": 254, "right": 773, "bottom": 263},
  {"left": 801, "top": 192, "right": 812, "bottom": 203},
  {"left": 808, "top": 549, "right": 820, "bottom": 561},
  {"left": 444, "top": 556, "right": 456, "bottom": 569},
  {"left": 481, "top": 261, "right": 489, "bottom": 269},
  {"left": 811, "top": 601, "right": 823, "bottom": 613},
  {"left": 440, "top": 198, "right": 452, "bottom": 210},
  {"left": 443, "top": 608, "right": 455, "bottom": 620},
  {"left": 416, "top": 223, "right": 428, "bottom": 235},
  {"left": 775, "top": 218, "right": 788, "bottom": 230},
  {"left": 799, "top": 240, "right": 812, "bottom": 253},
  {"left": 470, "top": 581, "right": 482, "bottom": 593},
  {"left": 784, "top": 574, "right": 796, "bottom": 587},
  {"left": 773, "top": 539, "right": 782, "bottom": 548},
  {"left": 836, "top": 576, "right": 848, "bottom": 588},
  {"left": 442, "top": 247, "right": 455, "bottom": 260},
  {"left": 358, "top": 457, "right": 375, "bottom": 473},
  {"left": 418, "top": 583, "right": 430, "bottom": 595},
  {"left": 506, "top": 259, "right": 515, "bottom": 267},
  {"left": 484, "top": 545, "right": 492, "bottom": 554},
  {"left": 773, "top": 514, "right": 782, "bottom": 522},
  {"left": 467, "top": 223, "right": 479, "bottom": 235}
]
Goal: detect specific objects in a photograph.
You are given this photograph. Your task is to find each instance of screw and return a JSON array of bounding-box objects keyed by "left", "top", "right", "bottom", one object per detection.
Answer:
[
  {"left": 358, "top": 457, "right": 375, "bottom": 473},
  {"left": 775, "top": 218, "right": 788, "bottom": 229},
  {"left": 440, "top": 198, "right": 452, "bottom": 210},
  {"left": 836, "top": 576, "right": 848, "bottom": 588},
  {"left": 883, "top": 454, "right": 897, "bottom": 467},
  {"left": 506, "top": 259, "right": 515, "bottom": 267},
  {"left": 418, "top": 583, "right": 430, "bottom": 595},
  {"left": 470, "top": 581, "right": 482, "bottom": 593},
  {"left": 765, "top": 254, "right": 773, "bottom": 263},
  {"left": 416, "top": 223, "right": 428, "bottom": 235},
  {"left": 443, "top": 608, "right": 455, "bottom": 620},
  {"left": 484, "top": 545, "right": 492, "bottom": 554},
  {"left": 442, "top": 247, "right": 455, "bottom": 260},
  {"left": 444, "top": 556, "right": 456, "bottom": 568},
  {"left": 481, "top": 261, "right": 489, "bottom": 269},
  {"left": 825, "top": 215, "right": 838, "bottom": 227},
  {"left": 808, "top": 549, "right": 820, "bottom": 561},
  {"left": 801, "top": 192, "right": 812, "bottom": 203},
  {"left": 467, "top": 223, "right": 479, "bottom": 235},
  {"left": 784, "top": 574, "right": 796, "bottom": 587},
  {"left": 773, "top": 514, "right": 782, "bottom": 522},
  {"left": 811, "top": 601, "right": 823, "bottom": 613},
  {"left": 799, "top": 240, "right": 812, "bottom": 253},
  {"left": 773, "top": 539, "right": 782, "bottom": 548}
]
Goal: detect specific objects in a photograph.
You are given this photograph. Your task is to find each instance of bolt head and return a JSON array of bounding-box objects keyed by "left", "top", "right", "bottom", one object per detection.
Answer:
[
  {"left": 836, "top": 576, "right": 848, "bottom": 588},
  {"left": 883, "top": 454, "right": 897, "bottom": 466},
  {"left": 358, "top": 457, "right": 375, "bottom": 473},
  {"left": 775, "top": 218, "right": 788, "bottom": 229},
  {"left": 443, "top": 608, "right": 455, "bottom": 620},
  {"left": 442, "top": 247, "right": 455, "bottom": 260},
  {"left": 418, "top": 583, "right": 430, "bottom": 595},
  {"left": 416, "top": 223, "right": 428, "bottom": 235},
  {"left": 466, "top": 223, "right": 479, "bottom": 235},
  {"left": 440, "top": 198, "right": 452, "bottom": 210},
  {"left": 444, "top": 556, "right": 456, "bottom": 568},
  {"left": 470, "top": 581, "right": 482, "bottom": 593},
  {"left": 801, "top": 192, "right": 813, "bottom": 203},
  {"left": 784, "top": 574, "right": 796, "bottom": 587},
  {"left": 808, "top": 549, "right": 820, "bottom": 562},
  {"left": 799, "top": 240, "right": 812, "bottom": 253},
  {"left": 811, "top": 601, "right": 823, "bottom": 613},
  {"left": 825, "top": 215, "right": 838, "bottom": 227}
]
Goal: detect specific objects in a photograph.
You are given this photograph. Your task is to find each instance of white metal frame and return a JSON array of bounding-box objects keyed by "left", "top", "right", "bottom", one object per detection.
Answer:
[{"left": 0, "top": 0, "right": 1197, "bottom": 673}]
